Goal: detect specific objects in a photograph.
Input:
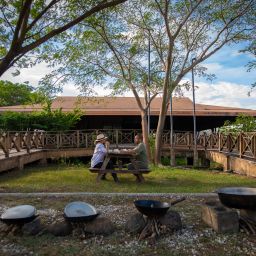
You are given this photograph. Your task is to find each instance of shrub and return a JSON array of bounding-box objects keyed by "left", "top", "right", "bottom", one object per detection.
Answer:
[
  {"left": 0, "top": 102, "right": 82, "bottom": 131},
  {"left": 220, "top": 114, "right": 256, "bottom": 133}
]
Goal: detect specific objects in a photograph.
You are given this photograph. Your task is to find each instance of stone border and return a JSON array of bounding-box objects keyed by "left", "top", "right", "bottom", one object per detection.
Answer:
[{"left": 0, "top": 192, "right": 218, "bottom": 198}]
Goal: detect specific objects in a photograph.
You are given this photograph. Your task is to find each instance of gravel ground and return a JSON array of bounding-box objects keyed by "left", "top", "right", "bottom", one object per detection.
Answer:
[{"left": 0, "top": 194, "right": 255, "bottom": 256}]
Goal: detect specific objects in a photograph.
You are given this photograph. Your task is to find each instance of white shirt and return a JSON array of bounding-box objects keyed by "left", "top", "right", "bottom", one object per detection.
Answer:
[{"left": 91, "top": 143, "right": 107, "bottom": 167}]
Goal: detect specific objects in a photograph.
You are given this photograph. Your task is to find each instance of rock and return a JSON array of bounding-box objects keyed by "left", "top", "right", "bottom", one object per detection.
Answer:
[
  {"left": 201, "top": 202, "right": 239, "bottom": 233},
  {"left": 84, "top": 217, "right": 115, "bottom": 235},
  {"left": 72, "top": 227, "right": 85, "bottom": 238},
  {"left": 22, "top": 218, "right": 44, "bottom": 236},
  {"left": 47, "top": 220, "right": 72, "bottom": 236},
  {"left": 158, "top": 210, "right": 182, "bottom": 231},
  {"left": 0, "top": 222, "right": 23, "bottom": 236},
  {"left": 0, "top": 221, "right": 9, "bottom": 233},
  {"left": 11, "top": 225, "right": 23, "bottom": 236},
  {"left": 125, "top": 213, "right": 146, "bottom": 234}
]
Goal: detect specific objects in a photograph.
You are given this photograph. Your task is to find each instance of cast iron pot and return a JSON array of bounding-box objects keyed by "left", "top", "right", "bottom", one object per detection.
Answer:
[
  {"left": 216, "top": 187, "right": 256, "bottom": 210},
  {"left": 134, "top": 197, "right": 185, "bottom": 217},
  {"left": 134, "top": 200, "right": 170, "bottom": 217}
]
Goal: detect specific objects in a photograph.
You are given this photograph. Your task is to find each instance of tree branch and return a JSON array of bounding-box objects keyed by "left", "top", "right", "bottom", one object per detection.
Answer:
[
  {"left": 26, "top": 0, "right": 60, "bottom": 32},
  {"left": 173, "top": 0, "right": 204, "bottom": 40},
  {"left": 21, "top": 0, "right": 127, "bottom": 54},
  {"left": 91, "top": 24, "right": 127, "bottom": 79},
  {"left": 0, "top": 7, "right": 15, "bottom": 34},
  {"left": 11, "top": 0, "right": 33, "bottom": 48}
]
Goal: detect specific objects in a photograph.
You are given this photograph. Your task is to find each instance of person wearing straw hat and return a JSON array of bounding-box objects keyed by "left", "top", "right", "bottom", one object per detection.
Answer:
[{"left": 91, "top": 133, "right": 117, "bottom": 181}]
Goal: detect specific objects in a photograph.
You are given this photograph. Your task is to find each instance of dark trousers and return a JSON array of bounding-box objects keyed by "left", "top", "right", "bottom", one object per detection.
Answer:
[{"left": 93, "top": 161, "right": 118, "bottom": 181}]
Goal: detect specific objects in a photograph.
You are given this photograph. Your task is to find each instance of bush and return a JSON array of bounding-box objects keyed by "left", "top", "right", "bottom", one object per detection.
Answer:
[
  {"left": 220, "top": 114, "right": 256, "bottom": 133},
  {"left": 0, "top": 102, "right": 82, "bottom": 131}
]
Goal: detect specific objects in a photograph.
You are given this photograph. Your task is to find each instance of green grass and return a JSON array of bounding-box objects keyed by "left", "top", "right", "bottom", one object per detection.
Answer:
[{"left": 0, "top": 163, "right": 255, "bottom": 193}]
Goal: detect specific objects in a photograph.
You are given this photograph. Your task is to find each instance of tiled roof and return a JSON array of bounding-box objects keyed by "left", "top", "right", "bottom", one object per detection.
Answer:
[{"left": 0, "top": 96, "right": 255, "bottom": 116}]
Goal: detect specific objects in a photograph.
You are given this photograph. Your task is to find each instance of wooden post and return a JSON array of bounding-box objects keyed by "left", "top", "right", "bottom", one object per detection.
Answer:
[
  {"left": 170, "top": 148, "right": 176, "bottom": 166},
  {"left": 57, "top": 133, "right": 60, "bottom": 149},
  {"left": 85, "top": 133, "right": 88, "bottom": 148},
  {"left": 227, "top": 133, "right": 231, "bottom": 153},
  {"left": 115, "top": 129, "right": 119, "bottom": 148},
  {"left": 218, "top": 133, "right": 221, "bottom": 152},
  {"left": 4, "top": 132, "right": 9, "bottom": 157},
  {"left": 26, "top": 131, "right": 31, "bottom": 153},
  {"left": 18, "top": 157, "right": 24, "bottom": 170},
  {"left": 253, "top": 133, "right": 256, "bottom": 159},
  {"left": 239, "top": 133, "right": 242, "bottom": 158},
  {"left": 76, "top": 130, "right": 80, "bottom": 148}
]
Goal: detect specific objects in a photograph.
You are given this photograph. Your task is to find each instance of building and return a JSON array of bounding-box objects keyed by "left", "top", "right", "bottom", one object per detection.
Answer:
[{"left": 0, "top": 96, "right": 255, "bottom": 131}]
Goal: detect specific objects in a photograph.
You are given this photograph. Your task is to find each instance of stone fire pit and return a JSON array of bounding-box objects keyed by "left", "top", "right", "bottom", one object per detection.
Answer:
[{"left": 0, "top": 195, "right": 255, "bottom": 256}]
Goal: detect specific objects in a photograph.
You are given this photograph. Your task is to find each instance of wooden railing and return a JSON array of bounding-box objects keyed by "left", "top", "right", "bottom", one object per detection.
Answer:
[
  {"left": 198, "top": 132, "right": 256, "bottom": 160},
  {"left": 0, "top": 131, "right": 44, "bottom": 157},
  {"left": 0, "top": 130, "right": 255, "bottom": 160}
]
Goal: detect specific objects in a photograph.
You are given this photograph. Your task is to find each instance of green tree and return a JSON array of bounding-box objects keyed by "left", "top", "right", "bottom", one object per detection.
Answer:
[
  {"left": 239, "top": 9, "right": 256, "bottom": 95},
  {"left": 0, "top": 80, "right": 46, "bottom": 106},
  {"left": 221, "top": 114, "right": 256, "bottom": 133},
  {"left": 41, "top": 0, "right": 255, "bottom": 164},
  {"left": 241, "top": 40, "right": 256, "bottom": 95},
  {"left": 0, "top": 0, "right": 127, "bottom": 76}
]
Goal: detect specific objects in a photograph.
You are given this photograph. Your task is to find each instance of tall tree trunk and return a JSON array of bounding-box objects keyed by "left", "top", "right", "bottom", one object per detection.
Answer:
[
  {"left": 154, "top": 95, "right": 169, "bottom": 164},
  {"left": 141, "top": 110, "right": 152, "bottom": 162}
]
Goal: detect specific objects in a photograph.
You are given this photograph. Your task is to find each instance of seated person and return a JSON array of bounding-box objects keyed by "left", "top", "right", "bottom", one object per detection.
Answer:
[
  {"left": 91, "top": 134, "right": 118, "bottom": 181},
  {"left": 123, "top": 134, "right": 148, "bottom": 170}
]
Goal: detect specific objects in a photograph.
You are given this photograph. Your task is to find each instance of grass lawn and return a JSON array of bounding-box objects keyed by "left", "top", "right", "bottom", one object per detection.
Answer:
[{"left": 0, "top": 163, "right": 255, "bottom": 193}]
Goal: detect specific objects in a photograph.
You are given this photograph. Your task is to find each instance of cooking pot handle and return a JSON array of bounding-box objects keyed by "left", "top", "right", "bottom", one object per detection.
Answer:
[{"left": 170, "top": 197, "right": 186, "bottom": 206}]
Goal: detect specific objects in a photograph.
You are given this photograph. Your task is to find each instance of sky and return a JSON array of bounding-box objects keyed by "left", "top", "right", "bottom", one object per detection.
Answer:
[{"left": 1, "top": 44, "right": 256, "bottom": 110}]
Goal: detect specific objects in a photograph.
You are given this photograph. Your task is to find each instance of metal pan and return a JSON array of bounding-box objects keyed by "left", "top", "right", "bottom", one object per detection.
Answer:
[
  {"left": 0, "top": 205, "right": 37, "bottom": 225},
  {"left": 63, "top": 212, "right": 100, "bottom": 222},
  {"left": 216, "top": 187, "right": 256, "bottom": 210},
  {"left": 134, "top": 197, "right": 186, "bottom": 217},
  {"left": 63, "top": 201, "right": 100, "bottom": 222},
  {"left": 134, "top": 200, "right": 170, "bottom": 217},
  {"left": 0, "top": 215, "right": 38, "bottom": 225}
]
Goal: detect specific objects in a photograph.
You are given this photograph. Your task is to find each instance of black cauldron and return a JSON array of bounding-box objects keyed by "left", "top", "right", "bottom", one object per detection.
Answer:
[{"left": 216, "top": 187, "right": 256, "bottom": 210}]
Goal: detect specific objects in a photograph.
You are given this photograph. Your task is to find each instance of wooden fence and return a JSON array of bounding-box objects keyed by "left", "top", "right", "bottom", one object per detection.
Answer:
[{"left": 0, "top": 130, "right": 255, "bottom": 160}]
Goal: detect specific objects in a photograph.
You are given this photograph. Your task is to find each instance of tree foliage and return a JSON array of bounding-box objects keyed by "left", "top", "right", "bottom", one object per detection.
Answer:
[
  {"left": 0, "top": 80, "right": 47, "bottom": 106},
  {"left": 221, "top": 114, "right": 256, "bottom": 133},
  {"left": 241, "top": 40, "right": 256, "bottom": 95},
  {"left": 0, "top": 102, "right": 82, "bottom": 131},
  {"left": 0, "top": 0, "right": 127, "bottom": 76},
  {"left": 42, "top": 0, "right": 255, "bottom": 163}
]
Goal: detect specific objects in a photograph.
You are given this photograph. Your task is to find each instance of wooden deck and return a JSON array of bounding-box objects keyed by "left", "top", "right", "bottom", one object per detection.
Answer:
[{"left": 0, "top": 130, "right": 255, "bottom": 176}]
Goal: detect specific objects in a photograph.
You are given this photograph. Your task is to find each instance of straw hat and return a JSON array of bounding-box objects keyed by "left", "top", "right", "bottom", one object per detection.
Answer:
[{"left": 94, "top": 133, "right": 108, "bottom": 144}]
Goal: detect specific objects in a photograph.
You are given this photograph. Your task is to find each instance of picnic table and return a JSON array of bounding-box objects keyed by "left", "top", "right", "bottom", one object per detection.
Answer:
[{"left": 89, "top": 149, "right": 150, "bottom": 183}]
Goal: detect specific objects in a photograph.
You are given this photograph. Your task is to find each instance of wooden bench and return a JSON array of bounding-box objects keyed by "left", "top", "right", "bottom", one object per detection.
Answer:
[{"left": 89, "top": 168, "right": 150, "bottom": 183}]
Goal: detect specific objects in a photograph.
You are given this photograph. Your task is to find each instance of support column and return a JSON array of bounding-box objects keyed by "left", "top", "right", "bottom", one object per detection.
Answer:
[{"left": 170, "top": 148, "right": 176, "bottom": 166}]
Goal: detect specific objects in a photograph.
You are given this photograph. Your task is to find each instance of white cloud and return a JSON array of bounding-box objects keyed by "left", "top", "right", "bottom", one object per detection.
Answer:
[
  {"left": 1, "top": 62, "right": 52, "bottom": 87},
  {"left": 203, "top": 62, "right": 255, "bottom": 83},
  {"left": 1, "top": 62, "right": 255, "bottom": 110},
  {"left": 182, "top": 81, "right": 256, "bottom": 110},
  {"left": 61, "top": 84, "right": 80, "bottom": 96}
]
